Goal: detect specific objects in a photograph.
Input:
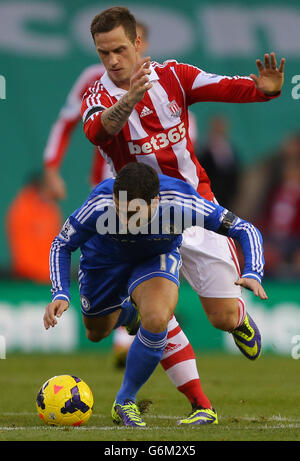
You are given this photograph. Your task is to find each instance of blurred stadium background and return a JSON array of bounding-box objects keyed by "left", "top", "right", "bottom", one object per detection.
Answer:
[{"left": 0, "top": 0, "right": 299, "bottom": 360}]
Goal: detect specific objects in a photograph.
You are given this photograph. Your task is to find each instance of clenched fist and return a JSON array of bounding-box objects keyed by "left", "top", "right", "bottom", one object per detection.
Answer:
[{"left": 43, "top": 299, "right": 69, "bottom": 330}]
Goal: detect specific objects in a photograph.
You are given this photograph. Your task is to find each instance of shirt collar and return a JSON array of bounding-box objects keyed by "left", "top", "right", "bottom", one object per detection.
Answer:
[{"left": 101, "top": 64, "right": 159, "bottom": 97}]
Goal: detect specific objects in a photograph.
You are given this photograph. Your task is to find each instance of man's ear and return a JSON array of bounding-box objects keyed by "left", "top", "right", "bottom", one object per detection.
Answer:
[
  {"left": 150, "top": 195, "right": 160, "bottom": 209},
  {"left": 135, "top": 35, "right": 142, "bottom": 53}
]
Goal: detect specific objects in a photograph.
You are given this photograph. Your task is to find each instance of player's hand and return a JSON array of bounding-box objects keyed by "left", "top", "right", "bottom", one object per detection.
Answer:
[
  {"left": 250, "top": 52, "right": 285, "bottom": 95},
  {"left": 235, "top": 277, "right": 268, "bottom": 300},
  {"left": 128, "top": 56, "right": 153, "bottom": 104},
  {"left": 44, "top": 167, "right": 66, "bottom": 201},
  {"left": 43, "top": 299, "right": 69, "bottom": 330}
]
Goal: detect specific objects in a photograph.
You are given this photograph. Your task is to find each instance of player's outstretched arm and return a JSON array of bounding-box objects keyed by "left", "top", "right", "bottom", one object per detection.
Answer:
[
  {"left": 43, "top": 299, "right": 69, "bottom": 330},
  {"left": 235, "top": 277, "right": 268, "bottom": 300},
  {"left": 175, "top": 182, "right": 268, "bottom": 299}
]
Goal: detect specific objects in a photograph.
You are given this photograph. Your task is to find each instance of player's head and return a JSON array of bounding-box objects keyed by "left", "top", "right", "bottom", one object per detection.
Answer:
[
  {"left": 91, "top": 7, "right": 143, "bottom": 88},
  {"left": 113, "top": 163, "right": 160, "bottom": 228}
]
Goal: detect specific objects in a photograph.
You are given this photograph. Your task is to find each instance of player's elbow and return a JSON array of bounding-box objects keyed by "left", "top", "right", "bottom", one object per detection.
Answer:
[
  {"left": 83, "top": 123, "right": 101, "bottom": 146},
  {"left": 83, "top": 116, "right": 110, "bottom": 146}
]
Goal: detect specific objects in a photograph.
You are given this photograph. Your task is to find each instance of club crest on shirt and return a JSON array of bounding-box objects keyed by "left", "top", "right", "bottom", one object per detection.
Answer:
[{"left": 167, "top": 100, "right": 182, "bottom": 118}]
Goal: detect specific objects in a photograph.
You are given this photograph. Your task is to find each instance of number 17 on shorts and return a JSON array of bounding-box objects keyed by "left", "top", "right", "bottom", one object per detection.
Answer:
[
  {"left": 159, "top": 248, "right": 182, "bottom": 285},
  {"left": 128, "top": 248, "right": 182, "bottom": 295}
]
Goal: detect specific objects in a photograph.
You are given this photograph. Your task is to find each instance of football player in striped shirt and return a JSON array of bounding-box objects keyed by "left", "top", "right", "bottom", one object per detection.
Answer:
[
  {"left": 43, "top": 162, "right": 267, "bottom": 427},
  {"left": 43, "top": 22, "right": 151, "bottom": 200},
  {"left": 81, "top": 7, "right": 284, "bottom": 365}
]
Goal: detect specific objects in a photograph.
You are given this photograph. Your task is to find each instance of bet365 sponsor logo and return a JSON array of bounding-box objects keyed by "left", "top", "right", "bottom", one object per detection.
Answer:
[
  {"left": 128, "top": 122, "right": 186, "bottom": 155},
  {"left": 0, "top": 75, "right": 6, "bottom": 100}
]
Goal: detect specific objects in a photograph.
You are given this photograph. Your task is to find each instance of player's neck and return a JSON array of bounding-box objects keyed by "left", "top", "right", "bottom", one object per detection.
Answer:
[
  {"left": 111, "top": 78, "right": 130, "bottom": 91},
  {"left": 118, "top": 82, "right": 130, "bottom": 91}
]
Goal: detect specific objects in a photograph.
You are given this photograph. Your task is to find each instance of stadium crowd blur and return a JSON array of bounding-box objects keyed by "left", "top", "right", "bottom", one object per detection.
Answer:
[
  {"left": 5, "top": 118, "right": 300, "bottom": 283},
  {"left": 241, "top": 132, "right": 300, "bottom": 280},
  {"left": 6, "top": 173, "right": 62, "bottom": 284}
]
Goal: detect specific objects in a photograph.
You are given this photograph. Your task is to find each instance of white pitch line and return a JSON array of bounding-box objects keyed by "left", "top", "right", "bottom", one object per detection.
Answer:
[
  {"left": 0, "top": 425, "right": 174, "bottom": 431},
  {"left": 0, "top": 426, "right": 123, "bottom": 431},
  {"left": 1, "top": 424, "right": 300, "bottom": 432},
  {"left": 1, "top": 412, "right": 180, "bottom": 420},
  {"left": 2, "top": 412, "right": 300, "bottom": 423}
]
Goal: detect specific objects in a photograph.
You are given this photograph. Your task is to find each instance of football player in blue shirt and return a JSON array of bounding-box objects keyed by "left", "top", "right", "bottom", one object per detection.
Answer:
[{"left": 43, "top": 162, "right": 267, "bottom": 427}]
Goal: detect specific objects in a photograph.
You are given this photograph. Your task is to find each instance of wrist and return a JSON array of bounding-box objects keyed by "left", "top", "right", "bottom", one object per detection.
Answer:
[
  {"left": 52, "top": 294, "right": 70, "bottom": 305},
  {"left": 125, "top": 90, "right": 139, "bottom": 107},
  {"left": 241, "top": 273, "right": 262, "bottom": 284},
  {"left": 262, "top": 89, "right": 281, "bottom": 96},
  {"left": 45, "top": 165, "right": 59, "bottom": 176}
]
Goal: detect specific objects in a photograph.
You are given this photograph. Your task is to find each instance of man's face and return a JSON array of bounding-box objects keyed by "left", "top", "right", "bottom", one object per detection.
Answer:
[
  {"left": 114, "top": 194, "right": 159, "bottom": 230},
  {"left": 94, "top": 25, "right": 141, "bottom": 89}
]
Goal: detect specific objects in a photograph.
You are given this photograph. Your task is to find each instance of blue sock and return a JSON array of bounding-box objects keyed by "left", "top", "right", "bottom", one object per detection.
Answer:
[
  {"left": 116, "top": 325, "right": 167, "bottom": 405},
  {"left": 114, "top": 300, "right": 137, "bottom": 329}
]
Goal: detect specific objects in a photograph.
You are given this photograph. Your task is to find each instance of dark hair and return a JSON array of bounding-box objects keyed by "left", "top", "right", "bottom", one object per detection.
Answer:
[
  {"left": 91, "top": 7, "right": 137, "bottom": 43},
  {"left": 113, "top": 163, "right": 160, "bottom": 204}
]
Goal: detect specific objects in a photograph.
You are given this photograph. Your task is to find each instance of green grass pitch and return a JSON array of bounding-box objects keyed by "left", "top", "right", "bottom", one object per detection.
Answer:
[{"left": 0, "top": 352, "right": 299, "bottom": 441}]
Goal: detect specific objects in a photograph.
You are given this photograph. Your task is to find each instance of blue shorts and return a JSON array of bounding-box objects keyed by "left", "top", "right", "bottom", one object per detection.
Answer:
[{"left": 78, "top": 248, "right": 182, "bottom": 317}]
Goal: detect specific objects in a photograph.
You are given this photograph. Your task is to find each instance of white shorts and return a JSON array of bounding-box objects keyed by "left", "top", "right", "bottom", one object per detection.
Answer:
[{"left": 179, "top": 226, "right": 242, "bottom": 298}]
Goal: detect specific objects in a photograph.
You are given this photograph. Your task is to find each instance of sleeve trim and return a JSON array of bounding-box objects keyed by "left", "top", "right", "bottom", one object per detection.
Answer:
[
  {"left": 52, "top": 294, "right": 70, "bottom": 303},
  {"left": 82, "top": 105, "right": 106, "bottom": 124},
  {"left": 241, "top": 273, "right": 262, "bottom": 283}
]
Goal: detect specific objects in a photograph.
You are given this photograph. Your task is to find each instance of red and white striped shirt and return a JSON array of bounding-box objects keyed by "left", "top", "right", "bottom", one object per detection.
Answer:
[
  {"left": 81, "top": 60, "right": 279, "bottom": 200},
  {"left": 43, "top": 61, "right": 198, "bottom": 186}
]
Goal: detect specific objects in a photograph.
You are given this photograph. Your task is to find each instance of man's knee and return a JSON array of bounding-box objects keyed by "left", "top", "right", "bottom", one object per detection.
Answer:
[
  {"left": 83, "top": 309, "right": 120, "bottom": 342},
  {"left": 132, "top": 277, "right": 178, "bottom": 333},
  {"left": 141, "top": 307, "right": 172, "bottom": 333},
  {"left": 85, "top": 327, "right": 111, "bottom": 343}
]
